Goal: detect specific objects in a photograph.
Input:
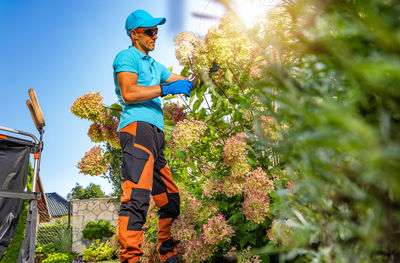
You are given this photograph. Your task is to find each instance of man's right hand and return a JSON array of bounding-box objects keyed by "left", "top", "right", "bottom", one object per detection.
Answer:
[{"left": 160, "top": 80, "right": 194, "bottom": 97}]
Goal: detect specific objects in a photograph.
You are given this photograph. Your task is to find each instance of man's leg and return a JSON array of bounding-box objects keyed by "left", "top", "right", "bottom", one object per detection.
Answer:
[
  {"left": 152, "top": 154, "right": 180, "bottom": 262},
  {"left": 118, "top": 122, "right": 155, "bottom": 263}
]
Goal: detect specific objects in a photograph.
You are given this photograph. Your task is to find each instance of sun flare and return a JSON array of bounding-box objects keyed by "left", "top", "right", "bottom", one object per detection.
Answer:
[{"left": 232, "top": 0, "right": 280, "bottom": 28}]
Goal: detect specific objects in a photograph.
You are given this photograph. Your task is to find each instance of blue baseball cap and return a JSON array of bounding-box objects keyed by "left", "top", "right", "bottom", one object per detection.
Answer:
[{"left": 125, "top": 10, "right": 166, "bottom": 36}]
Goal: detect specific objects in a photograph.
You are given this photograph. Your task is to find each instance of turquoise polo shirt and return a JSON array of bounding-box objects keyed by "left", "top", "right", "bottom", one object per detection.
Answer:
[{"left": 113, "top": 46, "right": 171, "bottom": 132}]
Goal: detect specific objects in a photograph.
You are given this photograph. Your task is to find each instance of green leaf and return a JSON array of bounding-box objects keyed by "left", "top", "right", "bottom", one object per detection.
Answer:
[
  {"left": 196, "top": 85, "right": 208, "bottom": 100},
  {"left": 109, "top": 103, "right": 122, "bottom": 111},
  {"left": 196, "top": 108, "right": 207, "bottom": 120},
  {"left": 163, "top": 94, "right": 177, "bottom": 100},
  {"left": 219, "top": 201, "right": 228, "bottom": 211},
  {"left": 175, "top": 150, "right": 187, "bottom": 160},
  {"left": 192, "top": 97, "right": 203, "bottom": 113},
  {"left": 189, "top": 93, "right": 195, "bottom": 104},
  {"left": 180, "top": 66, "right": 190, "bottom": 77},
  {"left": 246, "top": 156, "right": 257, "bottom": 165}
]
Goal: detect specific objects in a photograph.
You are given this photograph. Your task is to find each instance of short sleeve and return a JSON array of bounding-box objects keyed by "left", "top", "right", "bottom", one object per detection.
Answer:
[
  {"left": 158, "top": 63, "right": 172, "bottom": 82},
  {"left": 113, "top": 50, "right": 139, "bottom": 74}
]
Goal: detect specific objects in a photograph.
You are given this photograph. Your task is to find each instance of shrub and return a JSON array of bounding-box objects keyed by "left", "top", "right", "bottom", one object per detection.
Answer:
[
  {"left": 0, "top": 200, "right": 28, "bottom": 263},
  {"left": 41, "top": 252, "right": 74, "bottom": 263},
  {"left": 35, "top": 243, "right": 61, "bottom": 262},
  {"left": 82, "top": 220, "right": 114, "bottom": 241},
  {"left": 0, "top": 164, "right": 32, "bottom": 263},
  {"left": 82, "top": 240, "right": 115, "bottom": 262},
  {"left": 56, "top": 227, "right": 72, "bottom": 253}
]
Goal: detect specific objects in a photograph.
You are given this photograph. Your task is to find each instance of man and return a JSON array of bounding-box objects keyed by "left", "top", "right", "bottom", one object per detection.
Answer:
[{"left": 113, "top": 9, "right": 193, "bottom": 263}]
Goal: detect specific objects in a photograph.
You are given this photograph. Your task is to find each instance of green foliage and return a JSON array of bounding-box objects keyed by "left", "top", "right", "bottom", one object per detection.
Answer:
[
  {"left": 82, "top": 220, "right": 115, "bottom": 241},
  {"left": 0, "top": 200, "right": 28, "bottom": 262},
  {"left": 73, "top": 0, "right": 398, "bottom": 261},
  {"left": 108, "top": 103, "right": 122, "bottom": 119},
  {"left": 82, "top": 240, "right": 115, "bottom": 262},
  {"left": 67, "top": 183, "right": 106, "bottom": 200},
  {"left": 242, "top": 0, "right": 400, "bottom": 261},
  {"left": 102, "top": 143, "right": 122, "bottom": 199},
  {"left": 35, "top": 243, "right": 61, "bottom": 262},
  {"left": 0, "top": 163, "right": 33, "bottom": 263},
  {"left": 41, "top": 252, "right": 74, "bottom": 263},
  {"left": 56, "top": 227, "right": 72, "bottom": 253}
]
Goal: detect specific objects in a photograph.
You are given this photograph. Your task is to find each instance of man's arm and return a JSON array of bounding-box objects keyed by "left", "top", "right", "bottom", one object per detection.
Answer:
[
  {"left": 118, "top": 71, "right": 194, "bottom": 104},
  {"left": 117, "top": 71, "right": 162, "bottom": 104},
  {"left": 165, "top": 73, "right": 185, "bottom": 82}
]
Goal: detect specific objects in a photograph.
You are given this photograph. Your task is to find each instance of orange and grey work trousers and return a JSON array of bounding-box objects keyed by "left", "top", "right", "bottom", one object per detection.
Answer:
[{"left": 117, "top": 121, "right": 180, "bottom": 263}]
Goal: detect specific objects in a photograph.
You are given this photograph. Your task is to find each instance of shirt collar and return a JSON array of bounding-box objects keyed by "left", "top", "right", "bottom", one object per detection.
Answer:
[{"left": 129, "top": 46, "right": 154, "bottom": 62}]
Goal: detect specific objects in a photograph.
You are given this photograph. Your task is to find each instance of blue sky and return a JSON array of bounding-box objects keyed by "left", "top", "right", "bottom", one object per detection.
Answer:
[{"left": 0, "top": 0, "right": 224, "bottom": 198}]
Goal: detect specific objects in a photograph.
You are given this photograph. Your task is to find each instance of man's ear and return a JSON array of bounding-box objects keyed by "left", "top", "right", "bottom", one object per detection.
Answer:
[{"left": 130, "top": 30, "right": 138, "bottom": 40}]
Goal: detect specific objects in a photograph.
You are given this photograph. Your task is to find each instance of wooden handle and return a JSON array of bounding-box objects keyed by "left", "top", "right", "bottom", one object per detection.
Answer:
[
  {"left": 28, "top": 89, "right": 45, "bottom": 128},
  {"left": 26, "top": 100, "right": 41, "bottom": 131}
]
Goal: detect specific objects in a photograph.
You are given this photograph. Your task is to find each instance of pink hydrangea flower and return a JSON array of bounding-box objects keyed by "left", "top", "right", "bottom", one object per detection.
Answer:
[
  {"left": 181, "top": 236, "right": 216, "bottom": 263},
  {"left": 71, "top": 92, "right": 104, "bottom": 122},
  {"left": 77, "top": 146, "right": 109, "bottom": 176},
  {"left": 244, "top": 168, "right": 274, "bottom": 198},
  {"left": 100, "top": 118, "right": 120, "bottom": 148},
  {"left": 223, "top": 174, "right": 245, "bottom": 197},
  {"left": 237, "top": 246, "right": 262, "bottom": 263},
  {"left": 87, "top": 119, "right": 120, "bottom": 149},
  {"left": 223, "top": 133, "right": 251, "bottom": 178},
  {"left": 87, "top": 123, "right": 103, "bottom": 143},
  {"left": 202, "top": 178, "right": 223, "bottom": 198},
  {"left": 142, "top": 237, "right": 161, "bottom": 263},
  {"left": 172, "top": 118, "right": 207, "bottom": 151},
  {"left": 162, "top": 103, "right": 187, "bottom": 123},
  {"left": 223, "top": 133, "right": 248, "bottom": 165},
  {"left": 171, "top": 216, "right": 197, "bottom": 242},
  {"left": 242, "top": 194, "right": 270, "bottom": 224},
  {"left": 202, "top": 214, "right": 235, "bottom": 245}
]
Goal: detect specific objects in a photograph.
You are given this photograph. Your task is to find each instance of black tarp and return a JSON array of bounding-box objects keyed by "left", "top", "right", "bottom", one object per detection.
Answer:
[{"left": 0, "top": 137, "right": 32, "bottom": 257}]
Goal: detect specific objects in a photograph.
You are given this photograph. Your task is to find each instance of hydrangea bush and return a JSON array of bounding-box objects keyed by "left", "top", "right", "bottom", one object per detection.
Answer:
[
  {"left": 70, "top": 2, "right": 324, "bottom": 261},
  {"left": 71, "top": 9, "right": 286, "bottom": 260}
]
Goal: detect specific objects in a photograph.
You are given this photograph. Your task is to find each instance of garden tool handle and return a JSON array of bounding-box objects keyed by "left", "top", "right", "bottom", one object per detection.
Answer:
[
  {"left": 27, "top": 89, "right": 45, "bottom": 131},
  {"left": 26, "top": 100, "right": 41, "bottom": 131}
]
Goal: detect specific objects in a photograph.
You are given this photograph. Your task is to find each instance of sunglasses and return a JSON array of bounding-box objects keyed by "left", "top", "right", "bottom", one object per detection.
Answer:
[{"left": 135, "top": 27, "right": 158, "bottom": 37}]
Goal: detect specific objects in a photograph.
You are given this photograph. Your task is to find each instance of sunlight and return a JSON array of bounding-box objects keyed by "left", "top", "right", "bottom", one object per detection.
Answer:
[{"left": 232, "top": 0, "right": 280, "bottom": 28}]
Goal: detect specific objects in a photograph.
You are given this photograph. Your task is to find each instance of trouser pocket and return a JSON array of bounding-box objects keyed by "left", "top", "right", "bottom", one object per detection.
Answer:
[{"left": 122, "top": 146, "right": 150, "bottom": 184}]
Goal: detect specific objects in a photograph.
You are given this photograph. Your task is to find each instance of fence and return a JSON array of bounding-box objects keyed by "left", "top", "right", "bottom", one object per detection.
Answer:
[{"left": 36, "top": 195, "right": 72, "bottom": 248}]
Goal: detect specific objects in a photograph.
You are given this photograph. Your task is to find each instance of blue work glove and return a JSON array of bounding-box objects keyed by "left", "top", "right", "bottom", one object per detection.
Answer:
[{"left": 160, "top": 80, "right": 194, "bottom": 97}]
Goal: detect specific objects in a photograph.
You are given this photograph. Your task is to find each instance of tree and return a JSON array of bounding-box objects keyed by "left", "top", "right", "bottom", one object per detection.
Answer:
[{"left": 67, "top": 183, "right": 106, "bottom": 200}]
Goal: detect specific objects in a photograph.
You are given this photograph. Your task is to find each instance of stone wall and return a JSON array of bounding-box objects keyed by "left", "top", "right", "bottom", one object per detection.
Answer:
[{"left": 71, "top": 198, "right": 119, "bottom": 253}]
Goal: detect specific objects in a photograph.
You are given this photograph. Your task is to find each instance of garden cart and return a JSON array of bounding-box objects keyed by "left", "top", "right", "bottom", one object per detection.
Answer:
[{"left": 0, "top": 89, "right": 45, "bottom": 263}]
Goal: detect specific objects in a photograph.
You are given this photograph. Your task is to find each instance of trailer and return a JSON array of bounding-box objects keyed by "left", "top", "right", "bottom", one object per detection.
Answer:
[{"left": 0, "top": 89, "right": 45, "bottom": 263}]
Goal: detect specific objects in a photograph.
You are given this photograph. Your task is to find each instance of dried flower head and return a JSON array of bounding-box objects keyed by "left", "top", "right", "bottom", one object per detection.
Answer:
[
  {"left": 71, "top": 92, "right": 104, "bottom": 122},
  {"left": 163, "top": 103, "right": 187, "bottom": 123},
  {"left": 172, "top": 118, "right": 207, "bottom": 151},
  {"left": 223, "top": 174, "right": 245, "bottom": 197},
  {"left": 202, "top": 178, "right": 223, "bottom": 198},
  {"left": 77, "top": 146, "right": 109, "bottom": 176},
  {"left": 202, "top": 214, "right": 235, "bottom": 245},
  {"left": 244, "top": 167, "right": 274, "bottom": 198},
  {"left": 242, "top": 194, "right": 270, "bottom": 224},
  {"left": 171, "top": 216, "right": 197, "bottom": 242}
]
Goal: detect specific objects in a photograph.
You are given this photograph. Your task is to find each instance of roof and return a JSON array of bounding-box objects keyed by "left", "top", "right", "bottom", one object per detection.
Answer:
[
  {"left": 45, "top": 192, "right": 69, "bottom": 218},
  {"left": 37, "top": 174, "right": 51, "bottom": 222}
]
